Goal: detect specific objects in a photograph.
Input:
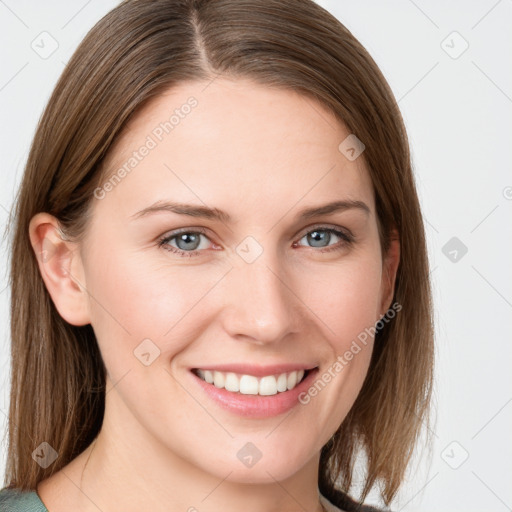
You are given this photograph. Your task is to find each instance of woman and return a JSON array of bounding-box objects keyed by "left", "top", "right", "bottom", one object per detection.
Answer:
[{"left": 0, "top": 1, "right": 434, "bottom": 511}]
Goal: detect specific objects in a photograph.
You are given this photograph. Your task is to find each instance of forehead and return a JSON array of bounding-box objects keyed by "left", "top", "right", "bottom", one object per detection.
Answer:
[{"left": 96, "top": 78, "right": 374, "bottom": 221}]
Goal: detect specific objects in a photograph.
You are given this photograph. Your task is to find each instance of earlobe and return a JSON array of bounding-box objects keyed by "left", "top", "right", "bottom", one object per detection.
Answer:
[
  {"left": 379, "top": 229, "right": 400, "bottom": 315},
  {"left": 28, "top": 212, "right": 91, "bottom": 326}
]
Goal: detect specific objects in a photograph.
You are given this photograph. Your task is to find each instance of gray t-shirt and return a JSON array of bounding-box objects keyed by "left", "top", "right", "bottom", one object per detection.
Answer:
[{"left": 0, "top": 486, "right": 386, "bottom": 511}]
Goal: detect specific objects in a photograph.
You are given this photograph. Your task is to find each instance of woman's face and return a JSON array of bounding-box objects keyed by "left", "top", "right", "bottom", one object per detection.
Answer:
[{"left": 69, "top": 78, "right": 397, "bottom": 482}]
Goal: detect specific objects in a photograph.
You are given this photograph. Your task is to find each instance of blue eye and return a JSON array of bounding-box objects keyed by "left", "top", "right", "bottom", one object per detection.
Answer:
[
  {"left": 158, "top": 226, "right": 354, "bottom": 257},
  {"left": 295, "top": 227, "right": 353, "bottom": 252},
  {"left": 158, "top": 228, "right": 210, "bottom": 257}
]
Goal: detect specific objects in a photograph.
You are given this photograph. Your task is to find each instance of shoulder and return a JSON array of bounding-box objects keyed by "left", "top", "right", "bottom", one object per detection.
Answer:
[
  {"left": 0, "top": 487, "right": 49, "bottom": 512},
  {"left": 320, "top": 486, "right": 391, "bottom": 512}
]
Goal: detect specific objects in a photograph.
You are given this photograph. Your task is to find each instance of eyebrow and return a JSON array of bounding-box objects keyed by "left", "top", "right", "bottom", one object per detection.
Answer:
[{"left": 130, "top": 199, "right": 371, "bottom": 223}]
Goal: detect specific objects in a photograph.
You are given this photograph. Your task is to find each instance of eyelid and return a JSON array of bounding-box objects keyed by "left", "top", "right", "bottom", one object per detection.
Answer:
[
  {"left": 162, "top": 226, "right": 210, "bottom": 237},
  {"left": 295, "top": 222, "right": 354, "bottom": 241}
]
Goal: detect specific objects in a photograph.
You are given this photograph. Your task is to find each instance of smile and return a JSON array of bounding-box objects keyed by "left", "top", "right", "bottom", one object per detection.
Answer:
[{"left": 193, "top": 368, "right": 308, "bottom": 396}]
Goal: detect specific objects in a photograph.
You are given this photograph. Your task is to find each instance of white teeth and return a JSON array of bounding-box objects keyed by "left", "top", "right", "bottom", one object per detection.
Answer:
[
  {"left": 259, "top": 376, "right": 278, "bottom": 396},
  {"left": 224, "top": 372, "right": 240, "bottom": 392},
  {"left": 213, "top": 371, "right": 225, "bottom": 388},
  {"left": 276, "top": 373, "right": 288, "bottom": 392},
  {"left": 287, "top": 371, "right": 297, "bottom": 390},
  {"left": 239, "top": 375, "right": 259, "bottom": 395},
  {"left": 195, "top": 369, "right": 308, "bottom": 395}
]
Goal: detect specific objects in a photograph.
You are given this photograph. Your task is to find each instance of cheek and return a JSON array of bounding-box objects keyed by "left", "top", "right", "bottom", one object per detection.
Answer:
[
  {"left": 291, "top": 251, "right": 382, "bottom": 430},
  {"left": 294, "top": 250, "right": 383, "bottom": 347},
  {"left": 83, "top": 247, "right": 229, "bottom": 363}
]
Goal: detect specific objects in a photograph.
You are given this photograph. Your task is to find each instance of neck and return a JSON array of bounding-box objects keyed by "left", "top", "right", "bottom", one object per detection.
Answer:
[{"left": 44, "top": 386, "right": 326, "bottom": 512}]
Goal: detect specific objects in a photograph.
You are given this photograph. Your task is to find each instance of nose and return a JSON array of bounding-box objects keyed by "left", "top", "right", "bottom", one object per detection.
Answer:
[{"left": 220, "top": 251, "right": 300, "bottom": 345}]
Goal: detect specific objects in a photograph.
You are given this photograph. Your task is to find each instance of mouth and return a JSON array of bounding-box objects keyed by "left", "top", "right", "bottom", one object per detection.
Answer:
[
  {"left": 189, "top": 364, "right": 320, "bottom": 418},
  {"left": 191, "top": 367, "right": 313, "bottom": 396}
]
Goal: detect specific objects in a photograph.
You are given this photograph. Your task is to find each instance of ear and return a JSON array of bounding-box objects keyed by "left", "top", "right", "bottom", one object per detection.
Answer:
[
  {"left": 378, "top": 229, "right": 400, "bottom": 317},
  {"left": 28, "top": 212, "right": 91, "bottom": 326}
]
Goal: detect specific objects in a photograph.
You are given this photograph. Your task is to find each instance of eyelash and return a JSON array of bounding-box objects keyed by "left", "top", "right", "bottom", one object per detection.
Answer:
[{"left": 157, "top": 226, "right": 354, "bottom": 258}]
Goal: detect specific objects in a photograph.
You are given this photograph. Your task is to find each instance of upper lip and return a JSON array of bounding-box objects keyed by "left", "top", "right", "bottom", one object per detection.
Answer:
[{"left": 191, "top": 363, "right": 318, "bottom": 377}]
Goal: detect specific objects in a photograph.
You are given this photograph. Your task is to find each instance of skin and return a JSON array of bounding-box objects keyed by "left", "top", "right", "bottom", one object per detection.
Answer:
[{"left": 30, "top": 78, "right": 399, "bottom": 512}]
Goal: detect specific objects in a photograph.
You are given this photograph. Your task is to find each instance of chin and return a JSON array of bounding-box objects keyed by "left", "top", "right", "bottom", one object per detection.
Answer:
[{"left": 200, "top": 447, "right": 312, "bottom": 485}]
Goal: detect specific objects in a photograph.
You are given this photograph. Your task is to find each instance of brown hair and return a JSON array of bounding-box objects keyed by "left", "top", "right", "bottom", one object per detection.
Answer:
[{"left": 3, "top": 0, "right": 434, "bottom": 507}]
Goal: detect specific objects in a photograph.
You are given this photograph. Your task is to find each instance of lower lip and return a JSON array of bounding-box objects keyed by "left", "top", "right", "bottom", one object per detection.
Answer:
[{"left": 190, "top": 368, "right": 319, "bottom": 418}]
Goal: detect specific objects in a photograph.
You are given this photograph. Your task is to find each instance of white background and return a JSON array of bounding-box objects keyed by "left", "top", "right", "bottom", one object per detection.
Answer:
[{"left": 1, "top": 1, "right": 511, "bottom": 511}]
